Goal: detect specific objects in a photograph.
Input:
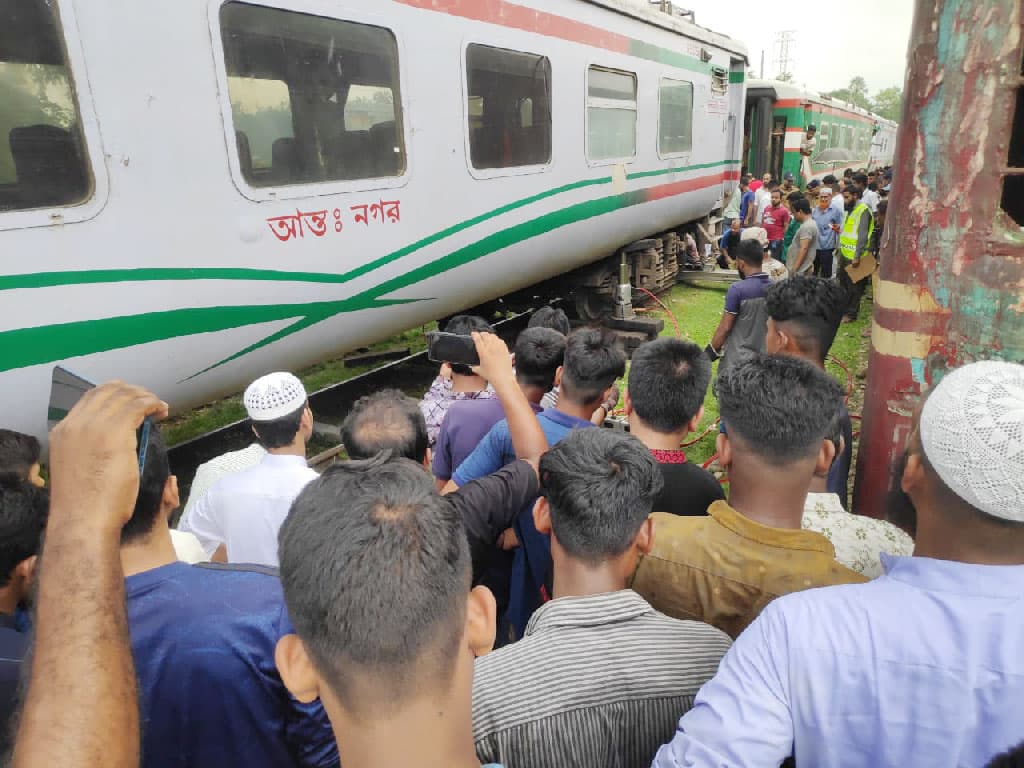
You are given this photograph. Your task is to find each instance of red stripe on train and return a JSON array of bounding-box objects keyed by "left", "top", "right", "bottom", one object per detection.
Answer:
[{"left": 394, "top": 0, "right": 631, "bottom": 54}]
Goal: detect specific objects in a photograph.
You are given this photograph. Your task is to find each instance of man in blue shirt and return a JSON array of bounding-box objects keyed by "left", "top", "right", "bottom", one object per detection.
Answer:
[
  {"left": 811, "top": 185, "right": 843, "bottom": 278},
  {"left": 654, "top": 360, "right": 1024, "bottom": 768},
  {"left": 0, "top": 479, "right": 47, "bottom": 752},
  {"left": 452, "top": 328, "right": 626, "bottom": 638},
  {"left": 433, "top": 327, "right": 564, "bottom": 486},
  {"left": 121, "top": 428, "right": 337, "bottom": 768},
  {"left": 706, "top": 240, "right": 772, "bottom": 373},
  {"left": 739, "top": 175, "right": 757, "bottom": 227},
  {"left": 276, "top": 456, "right": 507, "bottom": 768}
]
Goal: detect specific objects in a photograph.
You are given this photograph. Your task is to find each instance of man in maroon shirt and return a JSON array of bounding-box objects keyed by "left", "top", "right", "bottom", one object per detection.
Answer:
[{"left": 761, "top": 187, "right": 791, "bottom": 262}]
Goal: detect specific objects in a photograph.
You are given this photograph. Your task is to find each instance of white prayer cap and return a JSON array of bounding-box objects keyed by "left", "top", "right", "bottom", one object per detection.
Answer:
[
  {"left": 244, "top": 372, "right": 307, "bottom": 422},
  {"left": 819, "top": 187, "right": 833, "bottom": 196},
  {"left": 920, "top": 360, "right": 1024, "bottom": 521}
]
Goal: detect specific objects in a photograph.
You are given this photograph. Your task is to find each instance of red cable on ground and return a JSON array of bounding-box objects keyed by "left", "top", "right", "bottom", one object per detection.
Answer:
[{"left": 636, "top": 286, "right": 682, "bottom": 338}]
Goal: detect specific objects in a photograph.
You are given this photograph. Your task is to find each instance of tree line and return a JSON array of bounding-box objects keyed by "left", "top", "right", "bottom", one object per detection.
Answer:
[{"left": 826, "top": 76, "right": 902, "bottom": 122}]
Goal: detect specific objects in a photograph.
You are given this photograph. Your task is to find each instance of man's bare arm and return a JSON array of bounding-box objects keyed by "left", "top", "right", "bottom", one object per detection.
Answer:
[
  {"left": 471, "top": 332, "right": 548, "bottom": 470},
  {"left": 710, "top": 313, "right": 737, "bottom": 355},
  {"left": 15, "top": 383, "right": 169, "bottom": 768},
  {"left": 792, "top": 236, "right": 813, "bottom": 273}
]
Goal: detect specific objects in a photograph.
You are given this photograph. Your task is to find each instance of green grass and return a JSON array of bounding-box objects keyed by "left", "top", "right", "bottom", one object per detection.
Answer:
[
  {"left": 163, "top": 322, "right": 437, "bottom": 446},
  {"left": 635, "top": 278, "right": 873, "bottom": 470}
]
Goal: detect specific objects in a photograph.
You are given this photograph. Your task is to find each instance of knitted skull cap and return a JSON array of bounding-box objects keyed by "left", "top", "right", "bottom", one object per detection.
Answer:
[
  {"left": 244, "top": 372, "right": 307, "bottom": 423},
  {"left": 920, "top": 360, "right": 1024, "bottom": 522}
]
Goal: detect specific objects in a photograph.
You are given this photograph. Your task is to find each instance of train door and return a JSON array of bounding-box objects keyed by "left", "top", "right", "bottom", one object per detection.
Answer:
[
  {"left": 726, "top": 58, "right": 746, "bottom": 195},
  {"left": 768, "top": 115, "right": 786, "bottom": 182},
  {"left": 744, "top": 85, "right": 777, "bottom": 177}
]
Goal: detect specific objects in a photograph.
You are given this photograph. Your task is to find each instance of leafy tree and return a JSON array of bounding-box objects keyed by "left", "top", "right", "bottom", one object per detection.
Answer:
[
  {"left": 871, "top": 86, "right": 903, "bottom": 121},
  {"left": 828, "top": 76, "right": 871, "bottom": 111}
]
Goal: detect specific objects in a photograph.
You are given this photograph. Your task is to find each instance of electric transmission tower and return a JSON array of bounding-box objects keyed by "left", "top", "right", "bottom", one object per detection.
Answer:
[{"left": 774, "top": 30, "right": 797, "bottom": 81}]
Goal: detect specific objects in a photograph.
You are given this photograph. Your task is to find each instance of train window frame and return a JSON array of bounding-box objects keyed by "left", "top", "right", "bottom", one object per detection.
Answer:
[
  {"left": 585, "top": 65, "right": 638, "bottom": 166},
  {"left": 0, "top": 0, "right": 108, "bottom": 232},
  {"left": 462, "top": 41, "right": 553, "bottom": 180},
  {"left": 210, "top": 0, "right": 411, "bottom": 203},
  {"left": 657, "top": 77, "right": 694, "bottom": 159}
]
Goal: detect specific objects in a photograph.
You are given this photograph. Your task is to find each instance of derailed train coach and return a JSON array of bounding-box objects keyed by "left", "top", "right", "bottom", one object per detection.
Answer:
[{"left": 0, "top": 0, "right": 747, "bottom": 440}]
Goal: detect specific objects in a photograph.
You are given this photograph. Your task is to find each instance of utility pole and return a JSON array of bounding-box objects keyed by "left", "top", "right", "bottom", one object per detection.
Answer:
[{"left": 773, "top": 30, "right": 797, "bottom": 80}]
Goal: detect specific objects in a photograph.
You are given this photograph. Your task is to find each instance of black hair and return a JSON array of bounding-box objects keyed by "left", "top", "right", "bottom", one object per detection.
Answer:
[
  {"left": 806, "top": 124, "right": 817, "bottom": 132},
  {"left": 843, "top": 168, "right": 853, "bottom": 178},
  {"left": 853, "top": 172, "right": 869, "bottom": 185},
  {"left": 443, "top": 315, "right": 495, "bottom": 376},
  {"left": 736, "top": 239, "right": 765, "bottom": 267},
  {"left": 628, "top": 338, "right": 711, "bottom": 433},
  {"left": 251, "top": 403, "right": 306, "bottom": 450},
  {"left": 341, "top": 389, "right": 428, "bottom": 464},
  {"left": 539, "top": 429, "right": 662, "bottom": 565},
  {"left": 528, "top": 306, "right": 571, "bottom": 336},
  {"left": 786, "top": 190, "right": 806, "bottom": 204},
  {"left": 768, "top": 182, "right": 782, "bottom": 191},
  {"left": 766, "top": 275, "right": 846, "bottom": 363},
  {"left": 822, "top": 174, "right": 838, "bottom": 185},
  {"left": 877, "top": 199, "right": 888, "bottom": 215},
  {"left": 0, "top": 478, "right": 48, "bottom": 585},
  {"left": 868, "top": 182, "right": 878, "bottom": 192},
  {"left": 985, "top": 741, "right": 1024, "bottom": 767},
  {"left": 123, "top": 426, "right": 171, "bottom": 544},
  {"left": 559, "top": 328, "right": 626, "bottom": 406},
  {"left": 791, "top": 197, "right": 812, "bottom": 216},
  {"left": 514, "top": 327, "right": 566, "bottom": 392},
  {"left": 278, "top": 455, "right": 469, "bottom": 713},
  {"left": 0, "top": 430, "right": 41, "bottom": 481},
  {"left": 715, "top": 353, "right": 844, "bottom": 465},
  {"left": 844, "top": 184, "right": 863, "bottom": 199}
]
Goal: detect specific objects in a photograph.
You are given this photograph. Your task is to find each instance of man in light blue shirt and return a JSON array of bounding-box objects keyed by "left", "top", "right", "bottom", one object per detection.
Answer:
[
  {"left": 653, "top": 360, "right": 1024, "bottom": 768},
  {"left": 811, "top": 187, "right": 843, "bottom": 279}
]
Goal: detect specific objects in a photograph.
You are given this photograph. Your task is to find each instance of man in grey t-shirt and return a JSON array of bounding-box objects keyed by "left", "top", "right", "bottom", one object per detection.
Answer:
[{"left": 786, "top": 197, "right": 818, "bottom": 275}]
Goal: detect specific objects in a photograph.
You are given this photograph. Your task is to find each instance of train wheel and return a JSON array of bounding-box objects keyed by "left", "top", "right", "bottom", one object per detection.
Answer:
[{"left": 574, "top": 289, "right": 614, "bottom": 322}]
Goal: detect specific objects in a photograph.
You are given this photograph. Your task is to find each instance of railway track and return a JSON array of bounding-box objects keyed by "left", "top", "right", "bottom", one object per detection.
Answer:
[{"left": 167, "top": 309, "right": 537, "bottom": 501}]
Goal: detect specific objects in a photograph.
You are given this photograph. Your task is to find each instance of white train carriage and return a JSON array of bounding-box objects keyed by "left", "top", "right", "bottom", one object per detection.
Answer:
[{"left": 0, "top": 0, "right": 747, "bottom": 439}]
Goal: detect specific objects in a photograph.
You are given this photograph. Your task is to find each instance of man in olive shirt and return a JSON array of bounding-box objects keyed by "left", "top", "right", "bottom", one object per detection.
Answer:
[{"left": 632, "top": 354, "right": 865, "bottom": 638}]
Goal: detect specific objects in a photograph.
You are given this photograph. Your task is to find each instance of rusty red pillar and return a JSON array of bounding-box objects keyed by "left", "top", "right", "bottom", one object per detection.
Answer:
[{"left": 854, "top": 0, "right": 1024, "bottom": 517}]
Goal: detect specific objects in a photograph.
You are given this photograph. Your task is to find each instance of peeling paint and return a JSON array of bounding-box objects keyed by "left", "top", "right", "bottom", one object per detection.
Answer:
[{"left": 854, "top": 0, "right": 1024, "bottom": 517}]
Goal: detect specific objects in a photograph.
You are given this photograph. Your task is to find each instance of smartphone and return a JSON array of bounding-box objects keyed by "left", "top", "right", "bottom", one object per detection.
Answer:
[
  {"left": 426, "top": 331, "right": 479, "bottom": 367},
  {"left": 48, "top": 365, "right": 151, "bottom": 474}
]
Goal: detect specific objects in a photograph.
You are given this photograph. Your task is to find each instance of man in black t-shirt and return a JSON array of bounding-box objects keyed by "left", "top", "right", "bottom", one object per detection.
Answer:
[{"left": 624, "top": 339, "right": 724, "bottom": 516}]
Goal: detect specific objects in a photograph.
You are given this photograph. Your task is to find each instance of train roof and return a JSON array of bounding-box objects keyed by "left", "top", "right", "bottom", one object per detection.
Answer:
[
  {"left": 582, "top": 0, "right": 748, "bottom": 60},
  {"left": 748, "top": 77, "right": 898, "bottom": 127}
]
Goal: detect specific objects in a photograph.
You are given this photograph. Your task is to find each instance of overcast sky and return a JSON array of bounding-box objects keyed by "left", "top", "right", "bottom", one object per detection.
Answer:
[{"left": 625, "top": 0, "right": 915, "bottom": 95}]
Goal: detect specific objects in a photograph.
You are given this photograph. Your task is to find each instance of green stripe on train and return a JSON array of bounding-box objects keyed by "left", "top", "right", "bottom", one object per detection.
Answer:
[
  {"left": 0, "top": 161, "right": 740, "bottom": 377},
  {"left": 0, "top": 161, "right": 735, "bottom": 293}
]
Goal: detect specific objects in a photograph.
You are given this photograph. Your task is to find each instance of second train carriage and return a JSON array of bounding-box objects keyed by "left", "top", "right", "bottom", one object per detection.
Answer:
[
  {"left": 0, "top": 0, "right": 747, "bottom": 440},
  {"left": 744, "top": 78, "right": 898, "bottom": 183}
]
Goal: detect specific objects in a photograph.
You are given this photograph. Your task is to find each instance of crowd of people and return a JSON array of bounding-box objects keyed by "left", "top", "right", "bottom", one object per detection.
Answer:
[
  {"left": 2, "top": 223, "right": 1023, "bottom": 767},
  {"left": 720, "top": 161, "right": 891, "bottom": 325}
]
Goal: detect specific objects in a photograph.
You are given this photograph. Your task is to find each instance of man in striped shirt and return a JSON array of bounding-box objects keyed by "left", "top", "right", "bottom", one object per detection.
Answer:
[{"left": 471, "top": 429, "right": 732, "bottom": 768}]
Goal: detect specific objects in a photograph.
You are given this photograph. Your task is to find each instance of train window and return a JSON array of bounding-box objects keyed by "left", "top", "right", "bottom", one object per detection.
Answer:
[
  {"left": 0, "top": 0, "right": 91, "bottom": 213},
  {"left": 226, "top": 76, "right": 292, "bottom": 173},
  {"left": 710, "top": 67, "right": 728, "bottom": 95},
  {"left": 829, "top": 124, "right": 839, "bottom": 151},
  {"left": 219, "top": 3, "right": 406, "bottom": 187},
  {"left": 658, "top": 78, "right": 693, "bottom": 155},
  {"left": 817, "top": 122, "right": 829, "bottom": 153},
  {"left": 466, "top": 44, "right": 551, "bottom": 170},
  {"left": 587, "top": 66, "right": 637, "bottom": 162},
  {"left": 1000, "top": 81, "right": 1024, "bottom": 226}
]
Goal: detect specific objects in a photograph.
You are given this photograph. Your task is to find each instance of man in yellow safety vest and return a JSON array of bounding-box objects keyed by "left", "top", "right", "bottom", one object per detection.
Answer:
[{"left": 838, "top": 184, "right": 874, "bottom": 323}]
